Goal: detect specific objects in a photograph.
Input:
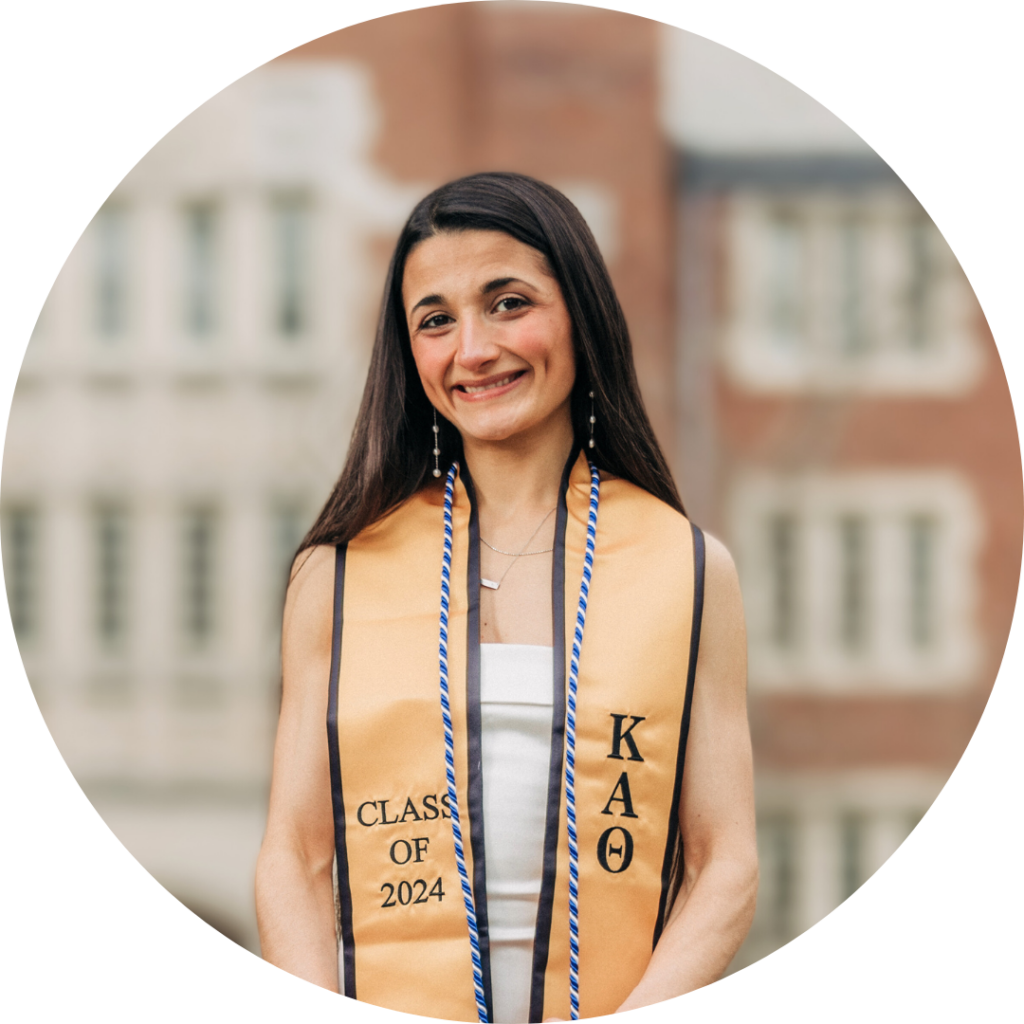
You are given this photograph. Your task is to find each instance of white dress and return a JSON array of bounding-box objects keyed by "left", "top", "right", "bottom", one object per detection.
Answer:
[{"left": 479, "top": 643, "right": 555, "bottom": 1024}]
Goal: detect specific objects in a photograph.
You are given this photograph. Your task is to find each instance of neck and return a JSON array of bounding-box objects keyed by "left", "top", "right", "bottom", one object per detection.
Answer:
[{"left": 461, "top": 414, "right": 575, "bottom": 528}]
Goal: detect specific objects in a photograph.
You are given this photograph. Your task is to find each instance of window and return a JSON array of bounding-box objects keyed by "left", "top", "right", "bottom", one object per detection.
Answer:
[
  {"left": 908, "top": 514, "right": 937, "bottom": 648},
  {"left": 768, "top": 513, "right": 798, "bottom": 649},
  {"left": 2, "top": 505, "right": 40, "bottom": 644},
  {"left": 95, "top": 205, "right": 129, "bottom": 339},
  {"left": 905, "top": 213, "right": 934, "bottom": 350},
  {"left": 724, "top": 192, "right": 981, "bottom": 394},
  {"left": 837, "top": 217, "right": 866, "bottom": 355},
  {"left": 839, "top": 811, "right": 867, "bottom": 899},
  {"left": 740, "top": 770, "right": 944, "bottom": 966},
  {"left": 94, "top": 503, "right": 130, "bottom": 650},
  {"left": 176, "top": 506, "right": 220, "bottom": 706},
  {"left": 182, "top": 506, "right": 217, "bottom": 648},
  {"left": 183, "top": 202, "right": 219, "bottom": 340},
  {"left": 271, "top": 195, "right": 310, "bottom": 340},
  {"left": 730, "top": 471, "right": 979, "bottom": 692},
  {"left": 838, "top": 515, "right": 868, "bottom": 653},
  {"left": 758, "top": 813, "right": 797, "bottom": 942},
  {"left": 768, "top": 213, "right": 804, "bottom": 350}
]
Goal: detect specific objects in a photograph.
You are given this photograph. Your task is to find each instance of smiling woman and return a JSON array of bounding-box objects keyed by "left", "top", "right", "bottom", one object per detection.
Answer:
[
  {"left": 405, "top": 231, "right": 576, "bottom": 449},
  {"left": 254, "top": 173, "right": 757, "bottom": 1023},
  {"left": 404, "top": 230, "right": 577, "bottom": 644}
]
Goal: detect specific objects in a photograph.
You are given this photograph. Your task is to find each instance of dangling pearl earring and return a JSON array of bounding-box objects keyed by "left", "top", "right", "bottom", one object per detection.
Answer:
[
  {"left": 432, "top": 409, "right": 442, "bottom": 478},
  {"left": 588, "top": 390, "right": 596, "bottom": 449}
]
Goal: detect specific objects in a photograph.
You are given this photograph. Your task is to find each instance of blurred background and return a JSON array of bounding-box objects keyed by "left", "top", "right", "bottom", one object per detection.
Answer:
[{"left": 2, "top": 1, "right": 1019, "bottom": 972}]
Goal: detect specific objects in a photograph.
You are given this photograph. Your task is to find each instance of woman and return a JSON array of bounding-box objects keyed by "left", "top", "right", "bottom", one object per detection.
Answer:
[{"left": 255, "top": 172, "right": 757, "bottom": 1022}]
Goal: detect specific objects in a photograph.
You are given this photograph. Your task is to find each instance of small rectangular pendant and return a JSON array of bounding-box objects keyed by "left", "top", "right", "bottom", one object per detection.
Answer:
[{"left": 480, "top": 578, "right": 500, "bottom": 590}]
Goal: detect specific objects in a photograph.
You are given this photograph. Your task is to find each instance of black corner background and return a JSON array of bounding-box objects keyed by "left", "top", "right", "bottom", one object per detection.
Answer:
[{"left": 6, "top": 6, "right": 1015, "bottom": 1015}]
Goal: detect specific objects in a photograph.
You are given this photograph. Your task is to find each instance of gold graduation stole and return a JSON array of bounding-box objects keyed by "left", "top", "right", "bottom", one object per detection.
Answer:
[{"left": 327, "top": 452, "right": 705, "bottom": 1021}]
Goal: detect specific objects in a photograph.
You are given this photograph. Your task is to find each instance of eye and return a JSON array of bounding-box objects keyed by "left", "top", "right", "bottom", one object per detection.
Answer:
[
  {"left": 494, "top": 296, "right": 529, "bottom": 314},
  {"left": 419, "top": 312, "right": 453, "bottom": 331}
]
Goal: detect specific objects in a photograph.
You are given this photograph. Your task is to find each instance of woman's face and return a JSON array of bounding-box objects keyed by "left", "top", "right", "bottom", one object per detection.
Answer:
[{"left": 403, "top": 230, "right": 576, "bottom": 449}]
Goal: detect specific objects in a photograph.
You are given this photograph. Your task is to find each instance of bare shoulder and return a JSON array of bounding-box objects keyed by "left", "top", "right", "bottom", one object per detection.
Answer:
[
  {"left": 693, "top": 530, "right": 747, "bottom": 703},
  {"left": 282, "top": 544, "right": 337, "bottom": 662},
  {"left": 286, "top": 544, "right": 336, "bottom": 610},
  {"left": 265, "top": 546, "right": 336, "bottom": 864},
  {"left": 700, "top": 529, "right": 737, "bottom": 579},
  {"left": 288, "top": 543, "right": 336, "bottom": 597},
  {"left": 700, "top": 531, "right": 744, "bottom": 620}
]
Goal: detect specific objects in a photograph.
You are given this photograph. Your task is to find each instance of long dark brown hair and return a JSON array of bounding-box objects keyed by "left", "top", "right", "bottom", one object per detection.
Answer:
[{"left": 300, "top": 172, "right": 682, "bottom": 551}]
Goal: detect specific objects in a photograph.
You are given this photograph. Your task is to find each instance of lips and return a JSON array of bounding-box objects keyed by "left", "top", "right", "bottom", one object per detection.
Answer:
[{"left": 453, "top": 370, "right": 526, "bottom": 398}]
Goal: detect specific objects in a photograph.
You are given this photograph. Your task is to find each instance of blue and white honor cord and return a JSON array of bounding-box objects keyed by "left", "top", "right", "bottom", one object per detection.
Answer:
[
  {"left": 565, "top": 461, "right": 600, "bottom": 1020},
  {"left": 439, "top": 460, "right": 600, "bottom": 1024},
  {"left": 439, "top": 464, "right": 489, "bottom": 1023}
]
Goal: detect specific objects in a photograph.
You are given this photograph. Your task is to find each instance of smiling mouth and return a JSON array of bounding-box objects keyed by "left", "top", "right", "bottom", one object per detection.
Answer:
[{"left": 454, "top": 370, "right": 526, "bottom": 396}]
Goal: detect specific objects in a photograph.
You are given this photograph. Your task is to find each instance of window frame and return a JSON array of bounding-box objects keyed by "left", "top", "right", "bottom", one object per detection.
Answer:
[{"left": 728, "top": 469, "right": 981, "bottom": 693}]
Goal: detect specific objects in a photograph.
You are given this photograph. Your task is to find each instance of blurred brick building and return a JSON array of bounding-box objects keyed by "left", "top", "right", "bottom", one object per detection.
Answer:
[
  {"left": 673, "top": 150, "right": 1020, "bottom": 966},
  {"left": 3, "top": 2, "right": 1017, "bottom": 977}
]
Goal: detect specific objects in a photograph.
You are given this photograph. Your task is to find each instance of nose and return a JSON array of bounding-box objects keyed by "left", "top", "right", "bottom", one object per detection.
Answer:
[{"left": 454, "top": 314, "right": 500, "bottom": 373}]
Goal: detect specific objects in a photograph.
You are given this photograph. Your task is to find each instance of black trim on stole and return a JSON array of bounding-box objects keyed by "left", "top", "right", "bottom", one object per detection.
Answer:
[
  {"left": 652, "top": 523, "right": 706, "bottom": 947},
  {"left": 528, "top": 451, "right": 576, "bottom": 1023},
  {"left": 326, "top": 544, "right": 357, "bottom": 998},
  {"left": 460, "top": 468, "right": 495, "bottom": 1023}
]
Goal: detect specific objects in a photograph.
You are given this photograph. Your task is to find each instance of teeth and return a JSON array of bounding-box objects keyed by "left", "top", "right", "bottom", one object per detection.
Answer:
[{"left": 462, "top": 374, "right": 516, "bottom": 395}]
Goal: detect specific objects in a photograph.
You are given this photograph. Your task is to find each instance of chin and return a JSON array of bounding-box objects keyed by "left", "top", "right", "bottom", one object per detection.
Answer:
[
  {"left": 458, "top": 415, "right": 533, "bottom": 445},
  {"left": 461, "top": 427, "right": 521, "bottom": 445}
]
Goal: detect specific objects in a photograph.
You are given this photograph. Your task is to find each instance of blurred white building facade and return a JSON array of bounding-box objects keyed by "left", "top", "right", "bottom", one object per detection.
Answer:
[
  {"left": 4, "top": 8, "right": 1015, "bottom": 976},
  {"left": 4, "top": 62, "right": 418, "bottom": 948}
]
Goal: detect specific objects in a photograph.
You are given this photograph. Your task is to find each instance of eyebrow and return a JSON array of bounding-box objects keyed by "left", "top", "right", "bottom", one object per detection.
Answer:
[
  {"left": 481, "top": 276, "right": 528, "bottom": 293},
  {"left": 410, "top": 293, "right": 444, "bottom": 314},
  {"left": 408, "top": 277, "right": 533, "bottom": 316}
]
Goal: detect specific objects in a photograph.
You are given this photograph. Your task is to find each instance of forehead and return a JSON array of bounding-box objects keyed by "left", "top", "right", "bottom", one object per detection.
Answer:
[{"left": 402, "top": 230, "right": 551, "bottom": 302}]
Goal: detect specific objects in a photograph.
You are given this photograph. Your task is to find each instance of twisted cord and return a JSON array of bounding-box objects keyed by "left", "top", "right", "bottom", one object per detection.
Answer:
[
  {"left": 439, "top": 463, "right": 489, "bottom": 1024},
  {"left": 565, "top": 462, "right": 601, "bottom": 1020}
]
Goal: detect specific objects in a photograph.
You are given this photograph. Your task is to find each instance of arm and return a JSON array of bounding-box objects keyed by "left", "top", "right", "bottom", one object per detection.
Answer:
[
  {"left": 616, "top": 532, "right": 758, "bottom": 1010},
  {"left": 255, "top": 545, "right": 341, "bottom": 992}
]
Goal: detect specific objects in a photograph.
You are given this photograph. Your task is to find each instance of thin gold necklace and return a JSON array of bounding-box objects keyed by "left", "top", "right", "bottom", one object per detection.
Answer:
[{"left": 480, "top": 506, "right": 556, "bottom": 590}]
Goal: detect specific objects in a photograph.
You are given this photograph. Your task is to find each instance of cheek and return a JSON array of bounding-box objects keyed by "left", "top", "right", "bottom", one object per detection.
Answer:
[
  {"left": 410, "top": 341, "right": 447, "bottom": 389},
  {"left": 516, "top": 319, "right": 575, "bottom": 380},
  {"left": 543, "top": 327, "right": 577, "bottom": 395}
]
